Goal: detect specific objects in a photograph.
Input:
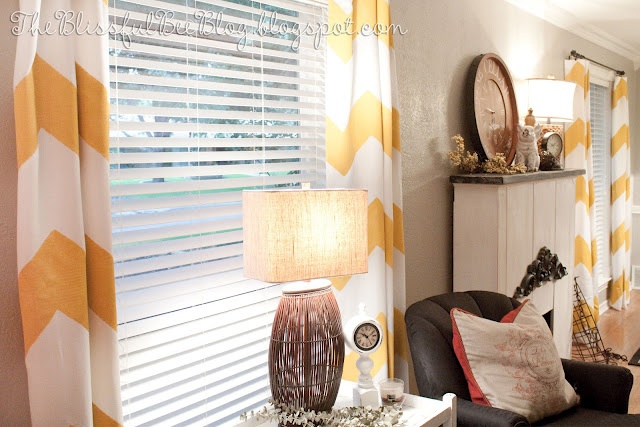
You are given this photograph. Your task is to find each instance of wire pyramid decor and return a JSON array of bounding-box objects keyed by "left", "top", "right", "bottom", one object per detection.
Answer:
[{"left": 571, "top": 277, "right": 627, "bottom": 365}]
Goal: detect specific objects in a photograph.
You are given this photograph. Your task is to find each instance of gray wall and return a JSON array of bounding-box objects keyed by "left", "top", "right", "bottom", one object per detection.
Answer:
[
  {"left": 0, "top": 0, "right": 31, "bottom": 423},
  {"left": 392, "top": 0, "right": 638, "bottom": 390}
]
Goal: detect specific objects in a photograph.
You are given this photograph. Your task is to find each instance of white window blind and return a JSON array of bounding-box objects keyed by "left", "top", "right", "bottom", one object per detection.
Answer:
[
  {"left": 590, "top": 79, "right": 613, "bottom": 287},
  {"left": 108, "top": 0, "right": 327, "bottom": 425}
]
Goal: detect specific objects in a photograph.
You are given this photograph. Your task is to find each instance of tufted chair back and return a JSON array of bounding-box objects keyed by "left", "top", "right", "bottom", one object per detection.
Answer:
[{"left": 405, "top": 290, "right": 521, "bottom": 400}]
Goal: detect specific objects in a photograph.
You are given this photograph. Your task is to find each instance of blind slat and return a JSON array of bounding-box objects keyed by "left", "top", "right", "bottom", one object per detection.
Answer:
[
  {"left": 111, "top": 173, "right": 318, "bottom": 197},
  {"left": 109, "top": 40, "right": 324, "bottom": 76},
  {"left": 116, "top": 256, "right": 243, "bottom": 296},
  {"left": 112, "top": 104, "right": 322, "bottom": 123},
  {"left": 113, "top": 202, "right": 240, "bottom": 228},
  {"left": 109, "top": 57, "right": 321, "bottom": 87},
  {"left": 111, "top": 121, "right": 321, "bottom": 135},
  {"left": 111, "top": 149, "right": 313, "bottom": 164},
  {"left": 110, "top": 161, "right": 314, "bottom": 180},
  {"left": 111, "top": 190, "right": 241, "bottom": 213},
  {"left": 113, "top": 215, "right": 242, "bottom": 245},
  {"left": 110, "top": 88, "right": 321, "bottom": 110},
  {"left": 110, "top": 72, "right": 321, "bottom": 98},
  {"left": 109, "top": 137, "right": 318, "bottom": 149},
  {"left": 113, "top": 230, "right": 243, "bottom": 262},
  {"left": 117, "top": 242, "right": 243, "bottom": 277}
]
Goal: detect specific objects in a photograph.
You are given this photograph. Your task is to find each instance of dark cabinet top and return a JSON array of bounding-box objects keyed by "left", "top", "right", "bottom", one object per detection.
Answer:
[{"left": 450, "top": 169, "right": 585, "bottom": 185}]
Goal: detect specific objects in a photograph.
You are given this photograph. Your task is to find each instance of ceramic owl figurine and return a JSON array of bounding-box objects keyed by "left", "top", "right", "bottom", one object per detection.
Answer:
[{"left": 515, "top": 123, "right": 542, "bottom": 172}]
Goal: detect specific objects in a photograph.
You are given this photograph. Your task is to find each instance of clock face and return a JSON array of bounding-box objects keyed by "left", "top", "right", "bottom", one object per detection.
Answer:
[
  {"left": 469, "top": 53, "right": 519, "bottom": 164},
  {"left": 354, "top": 322, "right": 381, "bottom": 352},
  {"left": 545, "top": 132, "right": 563, "bottom": 158}
]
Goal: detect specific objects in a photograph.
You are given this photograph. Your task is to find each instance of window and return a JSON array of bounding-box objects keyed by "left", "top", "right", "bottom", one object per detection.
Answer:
[
  {"left": 108, "top": 0, "right": 327, "bottom": 425},
  {"left": 589, "top": 67, "right": 615, "bottom": 294}
]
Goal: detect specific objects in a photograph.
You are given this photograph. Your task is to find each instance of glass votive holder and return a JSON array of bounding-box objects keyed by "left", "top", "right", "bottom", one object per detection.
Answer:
[{"left": 378, "top": 378, "right": 405, "bottom": 406}]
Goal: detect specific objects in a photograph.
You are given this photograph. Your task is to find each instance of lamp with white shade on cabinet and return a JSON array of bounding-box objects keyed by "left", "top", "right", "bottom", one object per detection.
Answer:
[
  {"left": 526, "top": 77, "right": 577, "bottom": 170},
  {"left": 527, "top": 77, "right": 576, "bottom": 124}
]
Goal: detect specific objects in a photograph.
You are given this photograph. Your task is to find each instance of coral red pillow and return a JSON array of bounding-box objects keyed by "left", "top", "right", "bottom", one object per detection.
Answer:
[{"left": 451, "top": 300, "right": 579, "bottom": 423}]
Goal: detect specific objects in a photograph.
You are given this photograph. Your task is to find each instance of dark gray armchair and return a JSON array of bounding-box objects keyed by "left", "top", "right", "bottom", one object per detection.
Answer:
[{"left": 405, "top": 290, "right": 640, "bottom": 426}]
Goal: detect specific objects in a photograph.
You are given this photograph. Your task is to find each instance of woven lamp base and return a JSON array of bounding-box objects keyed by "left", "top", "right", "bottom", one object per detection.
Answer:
[{"left": 269, "top": 279, "right": 345, "bottom": 411}]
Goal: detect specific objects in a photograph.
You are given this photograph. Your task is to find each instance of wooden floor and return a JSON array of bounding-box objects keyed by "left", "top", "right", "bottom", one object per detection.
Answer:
[{"left": 593, "top": 289, "right": 640, "bottom": 414}]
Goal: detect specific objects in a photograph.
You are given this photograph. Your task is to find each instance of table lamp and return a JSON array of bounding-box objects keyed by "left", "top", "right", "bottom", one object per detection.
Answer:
[
  {"left": 242, "top": 188, "right": 368, "bottom": 412},
  {"left": 527, "top": 77, "right": 577, "bottom": 170},
  {"left": 527, "top": 77, "right": 576, "bottom": 124}
]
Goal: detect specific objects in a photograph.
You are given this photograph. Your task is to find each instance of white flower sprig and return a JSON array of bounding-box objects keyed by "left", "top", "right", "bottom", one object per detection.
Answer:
[{"left": 240, "top": 399, "right": 404, "bottom": 426}]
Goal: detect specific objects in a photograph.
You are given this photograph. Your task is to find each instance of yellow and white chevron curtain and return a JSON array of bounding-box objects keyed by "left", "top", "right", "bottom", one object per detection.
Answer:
[
  {"left": 564, "top": 59, "right": 600, "bottom": 323},
  {"left": 609, "top": 76, "right": 632, "bottom": 310},
  {"left": 13, "top": 0, "right": 122, "bottom": 425},
  {"left": 326, "top": 0, "right": 407, "bottom": 384}
]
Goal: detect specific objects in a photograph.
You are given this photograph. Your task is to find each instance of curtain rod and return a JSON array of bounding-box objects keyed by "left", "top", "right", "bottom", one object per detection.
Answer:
[{"left": 570, "top": 50, "right": 625, "bottom": 76}]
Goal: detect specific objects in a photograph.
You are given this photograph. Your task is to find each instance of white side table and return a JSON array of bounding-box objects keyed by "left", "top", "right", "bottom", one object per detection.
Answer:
[{"left": 235, "top": 381, "right": 456, "bottom": 427}]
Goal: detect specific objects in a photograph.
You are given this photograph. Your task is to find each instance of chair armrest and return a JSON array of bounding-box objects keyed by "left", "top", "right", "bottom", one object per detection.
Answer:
[
  {"left": 457, "top": 398, "right": 529, "bottom": 427},
  {"left": 561, "top": 358, "right": 633, "bottom": 414}
]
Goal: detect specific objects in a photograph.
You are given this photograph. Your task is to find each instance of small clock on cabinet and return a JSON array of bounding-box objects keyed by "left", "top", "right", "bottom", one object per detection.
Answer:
[
  {"left": 542, "top": 131, "right": 563, "bottom": 158},
  {"left": 540, "top": 131, "right": 564, "bottom": 170}
]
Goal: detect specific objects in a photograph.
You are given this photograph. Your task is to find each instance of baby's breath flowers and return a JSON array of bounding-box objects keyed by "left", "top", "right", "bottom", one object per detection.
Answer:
[{"left": 240, "top": 399, "right": 403, "bottom": 426}]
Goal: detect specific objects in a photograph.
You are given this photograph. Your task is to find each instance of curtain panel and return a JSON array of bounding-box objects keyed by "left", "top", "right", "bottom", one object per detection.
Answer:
[
  {"left": 325, "top": 0, "right": 407, "bottom": 383},
  {"left": 564, "top": 59, "right": 600, "bottom": 323},
  {"left": 13, "top": 0, "right": 122, "bottom": 424},
  {"left": 609, "top": 76, "right": 632, "bottom": 310}
]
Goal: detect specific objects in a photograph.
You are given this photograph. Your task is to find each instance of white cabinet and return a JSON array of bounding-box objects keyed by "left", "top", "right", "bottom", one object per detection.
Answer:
[{"left": 451, "top": 170, "right": 584, "bottom": 358}]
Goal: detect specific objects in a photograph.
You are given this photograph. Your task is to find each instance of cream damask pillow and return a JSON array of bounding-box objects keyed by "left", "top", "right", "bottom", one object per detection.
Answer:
[{"left": 450, "top": 300, "right": 579, "bottom": 423}]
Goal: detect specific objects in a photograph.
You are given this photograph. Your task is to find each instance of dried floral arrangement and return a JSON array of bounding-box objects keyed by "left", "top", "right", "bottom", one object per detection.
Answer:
[
  {"left": 240, "top": 399, "right": 403, "bottom": 426},
  {"left": 448, "top": 134, "right": 479, "bottom": 173},
  {"left": 483, "top": 153, "right": 527, "bottom": 174},
  {"left": 448, "top": 134, "right": 527, "bottom": 175}
]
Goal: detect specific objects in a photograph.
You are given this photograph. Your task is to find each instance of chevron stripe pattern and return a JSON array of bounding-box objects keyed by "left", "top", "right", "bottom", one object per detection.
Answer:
[
  {"left": 13, "top": 1, "right": 122, "bottom": 425},
  {"left": 564, "top": 60, "right": 599, "bottom": 323},
  {"left": 609, "top": 76, "right": 632, "bottom": 310},
  {"left": 326, "top": 0, "right": 407, "bottom": 384}
]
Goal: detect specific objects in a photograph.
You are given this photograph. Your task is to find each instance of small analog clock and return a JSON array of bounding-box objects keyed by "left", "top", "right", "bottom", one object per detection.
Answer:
[
  {"left": 344, "top": 305, "right": 384, "bottom": 355},
  {"left": 542, "top": 131, "right": 563, "bottom": 159},
  {"left": 354, "top": 322, "right": 381, "bottom": 352}
]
